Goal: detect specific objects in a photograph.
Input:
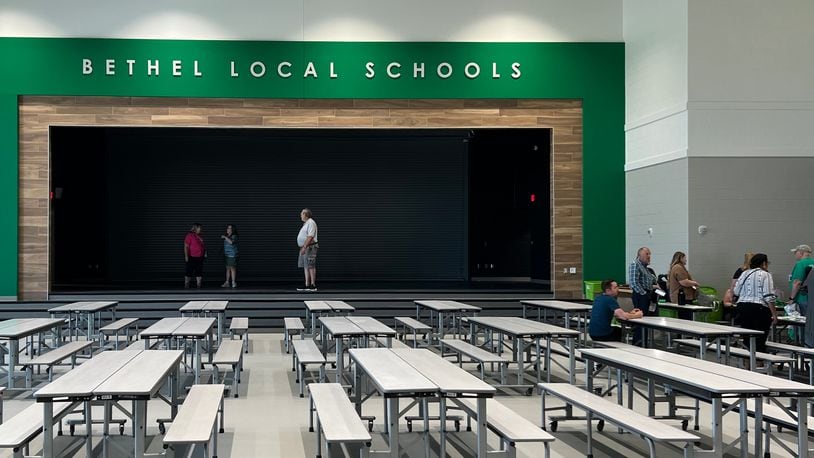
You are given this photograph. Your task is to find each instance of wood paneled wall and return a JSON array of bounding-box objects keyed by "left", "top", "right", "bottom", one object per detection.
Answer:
[{"left": 18, "top": 96, "right": 583, "bottom": 300}]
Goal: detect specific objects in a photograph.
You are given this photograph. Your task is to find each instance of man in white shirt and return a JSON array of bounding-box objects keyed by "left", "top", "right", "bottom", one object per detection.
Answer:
[{"left": 297, "top": 208, "right": 319, "bottom": 291}]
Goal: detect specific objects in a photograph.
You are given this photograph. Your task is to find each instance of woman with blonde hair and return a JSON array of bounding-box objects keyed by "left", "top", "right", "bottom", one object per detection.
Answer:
[
  {"left": 668, "top": 251, "right": 700, "bottom": 304},
  {"left": 725, "top": 252, "right": 754, "bottom": 305}
]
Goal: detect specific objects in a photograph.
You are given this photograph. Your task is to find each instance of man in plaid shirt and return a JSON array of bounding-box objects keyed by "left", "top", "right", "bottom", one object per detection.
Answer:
[{"left": 628, "top": 246, "right": 656, "bottom": 345}]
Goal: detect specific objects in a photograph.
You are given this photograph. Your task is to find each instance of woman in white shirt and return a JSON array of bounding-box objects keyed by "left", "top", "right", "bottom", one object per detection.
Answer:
[{"left": 733, "top": 253, "right": 778, "bottom": 352}]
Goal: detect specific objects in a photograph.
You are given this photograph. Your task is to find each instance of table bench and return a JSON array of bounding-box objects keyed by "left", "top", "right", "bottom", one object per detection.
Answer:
[
  {"left": 212, "top": 340, "right": 244, "bottom": 398},
  {"left": 540, "top": 383, "right": 698, "bottom": 458},
  {"left": 0, "top": 401, "right": 74, "bottom": 457},
  {"left": 292, "top": 339, "right": 326, "bottom": 398},
  {"left": 163, "top": 384, "right": 225, "bottom": 458},
  {"left": 457, "top": 397, "right": 554, "bottom": 458},
  {"left": 21, "top": 340, "right": 93, "bottom": 389},
  {"left": 284, "top": 317, "right": 306, "bottom": 354},
  {"left": 99, "top": 317, "right": 139, "bottom": 350},
  {"left": 723, "top": 398, "right": 814, "bottom": 457},
  {"left": 674, "top": 338, "right": 794, "bottom": 377},
  {"left": 440, "top": 338, "right": 508, "bottom": 384},
  {"left": 308, "top": 383, "right": 371, "bottom": 458},
  {"left": 230, "top": 317, "right": 250, "bottom": 354},
  {"left": 394, "top": 316, "right": 432, "bottom": 348},
  {"left": 766, "top": 341, "right": 814, "bottom": 384}
]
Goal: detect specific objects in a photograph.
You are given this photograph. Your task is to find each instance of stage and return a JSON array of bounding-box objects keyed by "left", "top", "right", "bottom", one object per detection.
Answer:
[{"left": 11, "top": 281, "right": 559, "bottom": 330}]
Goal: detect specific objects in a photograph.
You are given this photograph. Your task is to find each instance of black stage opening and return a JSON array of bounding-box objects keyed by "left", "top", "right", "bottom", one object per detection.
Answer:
[{"left": 50, "top": 127, "right": 551, "bottom": 292}]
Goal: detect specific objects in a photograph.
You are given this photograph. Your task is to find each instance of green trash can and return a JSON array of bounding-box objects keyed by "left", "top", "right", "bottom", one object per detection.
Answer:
[{"left": 584, "top": 280, "right": 602, "bottom": 300}]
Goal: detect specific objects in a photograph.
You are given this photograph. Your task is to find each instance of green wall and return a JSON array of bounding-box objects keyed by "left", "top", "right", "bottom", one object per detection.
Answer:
[{"left": 0, "top": 38, "right": 624, "bottom": 298}]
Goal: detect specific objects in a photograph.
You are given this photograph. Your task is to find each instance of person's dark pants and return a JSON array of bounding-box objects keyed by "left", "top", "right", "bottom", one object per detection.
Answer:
[
  {"left": 591, "top": 328, "right": 622, "bottom": 342},
  {"left": 632, "top": 292, "right": 653, "bottom": 346},
  {"left": 735, "top": 302, "right": 772, "bottom": 353}
]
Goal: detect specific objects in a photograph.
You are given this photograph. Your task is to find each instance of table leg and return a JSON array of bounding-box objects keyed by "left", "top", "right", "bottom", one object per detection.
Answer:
[
  {"left": 439, "top": 396, "right": 447, "bottom": 455},
  {"left": 738, "top": 399, "right": 748, "bottom": 458},
  {"left": 567, "top": 336, "right": 576, "bottom": 385},
  {"left": 476, "top": 397, "right": 487, "bottom": 458},
  {"left": 43, "top": 401, "right": 54, "bottom": 458},
  {"left": 388, "top": 397, "right": 399, "bottom": 458},
  {"left": 87, "top": 312, "right": 93, "bottom": 344},
  {"left": 171, "top": 364, "right": 179, "bottom": 418},
  {"left": 522, "top": 303, "right": 527, "bottom": 319},
  {"left": 194, "top": 339, "right": 201, "bottom": 384},
  {"left": 514, "top": 337, "right": 522, "bottom": 385},
  {"left": 134, "top": 399, "right": 146, "bottom": 458},
  {"left": 84, "top": 400, "right": 93, "bottom": 457},
  {"left": 208, "top": 331, "right": 214, "bottom": 363},
  {"left": 335, "top": 338, "right": 344, "bottom": 384},
  {"left": 543, "top": 336, "right": 550, "bottom": 383},
  {"left": 217, "top": 312, "right": 224, "bottom": 345},
  {"left": 749, "top": 336, "right": 757, "bottom": 372},
  {"left": 438, "top": 312, "right": 445, "bottom": 342},
  {"left": 798, "top": 396, "right": 808, "bottom": 457},
  {"left": 7, "top": 338, "right": 17, "bottom": 389},
  {"left": 710, "top": 398, "right": 723, "bottom": 458},
  {"left": 103, "top": 400, "right": 112, "bottom": 458}
]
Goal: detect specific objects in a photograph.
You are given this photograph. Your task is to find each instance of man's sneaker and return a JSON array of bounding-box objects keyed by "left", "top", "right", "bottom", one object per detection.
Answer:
[
  {"left": 296, "top": 285, "right": 309, "bottom": 291},
  {"left": 231, "top": 282, "right": 237, "bottom": 288},
  {"left": 307, "top": 285, "right": 318, "bottom": 292},
  {"left": 221, "top": 282, "right": 230, "bottom": 287}
]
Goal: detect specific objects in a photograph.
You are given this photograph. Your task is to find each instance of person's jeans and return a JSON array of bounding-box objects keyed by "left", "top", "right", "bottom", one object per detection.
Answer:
[{"left": 632, "top": 292, "right": 652, "bottom": 346}]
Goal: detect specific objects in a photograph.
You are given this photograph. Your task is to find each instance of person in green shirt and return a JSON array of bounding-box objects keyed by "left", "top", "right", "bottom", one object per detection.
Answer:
[{"left": 789, "top": 244, "right": 814, "bottom": 347}]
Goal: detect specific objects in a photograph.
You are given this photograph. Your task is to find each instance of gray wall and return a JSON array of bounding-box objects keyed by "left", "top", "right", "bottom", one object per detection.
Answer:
[
  {"left": 625, "top": 159, "right": 688, "bottom": 278},
  {"left": 688, "top": 157, "right": 814, "bottom": 297}
]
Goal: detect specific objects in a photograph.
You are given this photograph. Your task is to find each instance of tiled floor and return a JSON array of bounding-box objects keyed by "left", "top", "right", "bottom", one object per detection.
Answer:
[{"left": 0, "top": 333, "right": 801, "bottom": 457}]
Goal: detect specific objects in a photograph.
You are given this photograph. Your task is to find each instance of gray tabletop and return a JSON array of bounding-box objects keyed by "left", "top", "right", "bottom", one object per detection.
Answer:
[
  {"left": 34, "top": 350, "right": 140, "bottom": 399},
  {"left": 627, "top": 348, "right": 814, "bottom": 395},
  {"left": 48, "top": 302, "right": 95, "bottom": 313},
  {"left": 172, "top": 317, "right": 215, "bottom": 337},
  {"left": 580, "top": 348, "right": 768, "bottom": 396},
  {"left": 657, "top": 302, "right": 713, "bottom": 312},
  {"left": 415, "top": 300, "right": 481, "bottom": 312},
  {"left": 522, "top": 300, "right": 592, "bottom": 312},
  {"left": 349, "top": 348, "right": 437, "bottom": 395},
  {"left": 203, "top": 300, "right": 229, "bottom": 312},
  {"left": 392, "top": 348, "right": 495, "bottom": 395},
  {"left": 325, "top": 300, "right": 355, "bottom": 312},
  {"left": 139, "top": 317, "right": 187, "bottom": 338},
  {"left": 629, "top": 316, "right": 745, "bottom": 337},
  {"left": 305, "top": 300, "right": 333, "bottom": 312},
  {"left": 94, "top": 350, "right": 183, "bottom": 397},
  {"left": 0, "top": 318, "right": 66, "bottom": 339},
  {"left": 467, "top": 316, "right": 578, "bottom": 337},
  {"left": 74, "top": 301, "right": 117, "bottom": 312},
  {"left": 179, "top": 300, "right": 208, "bottom": 312},
  {"left": 320, "top": 316, "right": 366, "bottom": 336},
  {"left": 346, "top": 316, "right": 397, "bottom": 336}
]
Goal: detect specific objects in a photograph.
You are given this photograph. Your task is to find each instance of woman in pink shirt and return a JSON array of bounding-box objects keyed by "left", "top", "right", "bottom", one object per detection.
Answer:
[{"left": 184, "top": 223, "right": 206, "bottom": 288}]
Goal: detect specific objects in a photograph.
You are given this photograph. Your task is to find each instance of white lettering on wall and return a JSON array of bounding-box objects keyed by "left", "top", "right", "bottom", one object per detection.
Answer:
[
  {"left": 329, "top": 62, "right": 338, "bottom": 79},
  {"left": 511, "top": 62, "right": 521, "bottom": 79},
  {"left": 172, "top": 60, "right": 182, "bottom": 77},
  {"left": 250, "top": 61, "right": 266, "bottom": 77},
  {"left": 230, "top": 61, "right": 239, "bottom": 77},
  {"left": 492, "top": 62, "right": 501, "bottom": 79},
  {"left": 193, "top": 61, "right": 202, "bottom": 77},
  {"left": 464, "top": 62, "right": 480, "bottom": 79},
  {"left": 82, "top": 58, "right": 93, "bottom": 75},
  {"left": 303, "top": 62, "right": 317, "bottom": 78},
  {"left": 105, "top": 59, "right": 115, "bottom": 75},
  {"left": 386, "top": 62, "right": 401, "bottom": 79},
  {"left": 413, "top": 62, "right": 425, "bottom": 79},
  {"left": 365, "top": 62, "right": 375, "bottom": 79},
  {"left": 278, "top": 62, "right": 292, "bottom": 78},
  {"left": 436, "top": 62, "right": 452, "bottom": 79},
  {"left": 126, "top": 59, "right": 135, "bottom": 76},
  {"left": 147, "top": 60, "right": 159, "bottom": 76}
]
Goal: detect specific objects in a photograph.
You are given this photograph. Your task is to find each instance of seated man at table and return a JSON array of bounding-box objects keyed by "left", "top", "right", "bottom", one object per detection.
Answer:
[{"left": 589, "top": 279, "right": 644, "bottom": 342}]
